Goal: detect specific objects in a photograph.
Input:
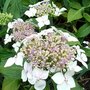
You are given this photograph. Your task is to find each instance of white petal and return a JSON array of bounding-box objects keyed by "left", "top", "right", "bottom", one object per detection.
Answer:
[
  {"left": 33, "top": 67, "right": 49, "bottom": 80},
  {"left": 24, "top": 61, "right": 29, "bottom": 71},
  {"left": 57, "top": 82, "right": 70, "bottom": 90},
  {"left": 8, "top": 22, "right": 13, "bottom": 29},
  {"left": 43, "top": 15, "right": 50, "bottom": 25},
  {"left": 59, "top": 7, "right": 67, "bottom": 12},
  {"left": 81, "top": 53, "right": 87, "bottom": 62},
  {"left": 36, "top": 17, "right": 42, "bottom": 22},
  {"left": 36, "top": 15, "right": 50, "bottom": 28},
  {"left": 65, "top": 73, "right": 75, "bottom": 88},
  {"left": 25, "top": 8, "right": 36, "bottom": 17},
  {"left": 68, "top": 61, "right": 82, "bottom": 72},
  {"left": 55, "top": 8, "right": 60, "bottom": 16},
  {"left": 74, "top": 66, "right": 82, "bottom": 72},
  {"left": 27, "top": 72, "right": 33, "bottom": 79},
  {"left": 49, "top": 67, "right": 56, "bottom": 73},
  {"left": 21, "top": 70, "right": 27, "bottom": 82},
  {"left": 51, "top": 72, "right": 64, "bottom": 84},
  {"left": 63, "top": 33, "right": 78, "bottom": 41},
  {"left": 12, "top": 42, "right": 21, "bottom": 52},
  {"left": 15, "top": 52, "right": 24, "bottom": 66},
  {"left": 4, "top": 57, "right": 15, "bottom": 67},
  {"left": 65, "top": 70, "right": 75, "bottom": 77},
  {"left": 4, "top": 34, "right": 13, "bottom": 44},
  {"left": 38, "top": 28, "right": 53, "bottom": 36},
  {"left": 34, "top": 80, "right": 46, "bottom": 90},
  {"left": 38, "top": 22, "right": 44, "bottom": 28},
  {"left": 24, "top": 10, "right": 31, "bottom": 17},
  {"left": 74, "top": 46, "right": 85, "bottom": 54},
  {"left": 76, "top": 54, "right": 88, "bottom": 68},
  {"left": 80, "top": 60, "right": 88, "bottom": 68},
  {"left": 16, "top": 18, "right": 23, "bottom": 22},
  {"left": 44, "top": 20, "right": 50, "bottom": 25},
  {"left": 83, "top": 41, "right": 89, "bottom": 45},
  {"left": 28, "top": 76, "right": 37, "bottom": 84}
]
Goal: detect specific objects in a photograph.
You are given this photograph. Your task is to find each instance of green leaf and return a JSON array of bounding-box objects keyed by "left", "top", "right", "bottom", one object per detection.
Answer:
[
  {"left": 69, "top": 1, "right": 82, "bottom": 9},
  {"left": 75, "top": 23, "right": 90, "bottom": 37},
  {"left": 67, "top": 8, "right": 84, "bottom": 22},
  {"left": 2, "top": 78, "right": 20, "bottom": 90},
  {"left": 3, "top": 0, "right": 11, "bottom": 12},
  {"left": 67, "top": 41, "right": 81, "bottom": 46},
  {"left": 82, "top": 0, "right": 90, "bottom": 6},
  {"left": 83, "top": 47, "right": 90, "bottom": 57},
  {"left": 0, "top": 58, "right": 22, "bottom": 79},
  {"left": 29, "top": 86, "right": 34, "bottom": 90},
  {"left": 44, "top": 83, "right": 50, "bottom": 90},
  {"left": 83, "top": 13, "right": 90, "bottom": 22},
  {"left": 71, "top": 81, "right": 83, "bottom": 90}
]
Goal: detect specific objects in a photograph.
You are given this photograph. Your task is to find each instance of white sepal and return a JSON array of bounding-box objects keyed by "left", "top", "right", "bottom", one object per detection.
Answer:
[
  {"left": 34, "top": 80, "right": 46, "bottom": 90},
  {"left": 4, "top": 34, "right": 13, "bottom": 44},
  {"left": 21, "top": 70, "right": 27, "bottom": 82},
  {"left": 12, "top": 42, "right": 21, "bottom": 52},
  {"left": 15, "top": 52, "right": 24, "bottom": 66},
  {"left": 36, "top": 15, "right": 50, "bottom": 28},
  {"left": 4, "top": 57, "right": 15, "bottom": 67},
  {"left": 25, "top": 8, "right": 37, "bottom": 17},
  {"left": 32, "top": 67, "right": 49, "bottom": 80},
  {"left": 57, "top": 82, "right": 70, "bottom": 90},
  {"left": 52, "top": 72, "right": 64, "bottom": 84}
]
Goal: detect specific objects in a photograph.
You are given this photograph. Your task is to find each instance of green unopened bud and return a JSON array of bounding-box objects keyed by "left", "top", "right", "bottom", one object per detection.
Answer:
[{"left": 0, "top": 13, "right": 13, "bottom": 25}]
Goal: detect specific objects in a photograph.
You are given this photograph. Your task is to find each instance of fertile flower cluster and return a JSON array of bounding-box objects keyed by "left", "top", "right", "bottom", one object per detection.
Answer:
[
  {"left": 4, "top": 18, "right": 35, "bottom": 52},
  {"left": 5, "top": 19, "right": 35, "bottom": 42},
  {"left": 4, "top": 0, "right": 88, "bottom": 90},
  {"left": 21, "top": 31, "right": 76, "bottom": 71}
]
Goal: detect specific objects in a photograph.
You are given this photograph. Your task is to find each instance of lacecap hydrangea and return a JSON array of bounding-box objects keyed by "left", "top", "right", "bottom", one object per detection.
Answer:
[
  {"left": 4, "top": 0, "right": 88, "bottom": 90},
  {"left": 4, "top": 27, "right": 88, "bottom": 90}
]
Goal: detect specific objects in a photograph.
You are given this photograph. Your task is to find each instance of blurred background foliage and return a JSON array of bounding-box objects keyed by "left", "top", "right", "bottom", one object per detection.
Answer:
[{"left": 0, "top": 0, "right": 90, "bottom": 90}]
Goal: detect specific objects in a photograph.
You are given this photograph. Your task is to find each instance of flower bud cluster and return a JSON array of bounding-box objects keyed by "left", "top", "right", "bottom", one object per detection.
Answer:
[{"left": 0, "top": 13, "right": 13, "bottom": 25}]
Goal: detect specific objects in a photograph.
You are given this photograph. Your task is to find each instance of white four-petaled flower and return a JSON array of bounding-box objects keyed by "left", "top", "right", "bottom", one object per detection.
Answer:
[
  {"left": 74, "top": 46, "right": 88, "bottom": 68},
  {"left": 68, "top": 61, "right": 82, "bottom": 72},
  {"left": 52, "top": 71, "right": 75, "bottom": 90},
  {"left": 52, "top": 2, "right": 67, "bottom": 16},
  {"left": 4, "top": 34, "right": 13, "bottom": 44},
  {"left": 36, "top": 15, "right": 50, "bottom": 28},
  {"left": 21, "top": 62, "right": 49, "bottom": 90},
  {"left": 25, "top": 8, "right": 37, "bottom": 17},
  {"left": 4, "top": 52, "right": 24, "bottom": 67},
  {"left": 12, "top": 42, "right": 21, "bottom": 52}
]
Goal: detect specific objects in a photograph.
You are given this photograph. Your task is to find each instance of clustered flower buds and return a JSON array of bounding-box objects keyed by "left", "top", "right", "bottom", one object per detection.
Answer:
[
  {"left": 0, "top": 13, "right": 13, "bottom": 25},
  {"left": 21, "top": 31, "right": 76, "bottom": 71}
]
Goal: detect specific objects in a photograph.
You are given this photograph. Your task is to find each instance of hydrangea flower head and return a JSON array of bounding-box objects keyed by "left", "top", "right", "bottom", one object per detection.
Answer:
[
  {"left": 4, "top": 26, "right": 88, "bottom": 90},
  {"left": 25, "top": 0, "right": 66, "bottom": 17}
]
